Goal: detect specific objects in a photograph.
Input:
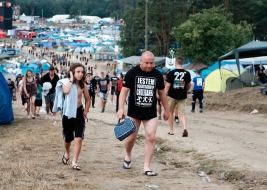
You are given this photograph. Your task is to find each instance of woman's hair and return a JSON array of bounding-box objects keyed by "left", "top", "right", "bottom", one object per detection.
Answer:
[
  {"left": 120, "top": 73, "right": 124, "bottom": 79},
  {"left": 67, "top": 63, "right": 86, "bottom": 89},
  {"left": 25, "top": 70, "right": 33, "bottom": 78}
]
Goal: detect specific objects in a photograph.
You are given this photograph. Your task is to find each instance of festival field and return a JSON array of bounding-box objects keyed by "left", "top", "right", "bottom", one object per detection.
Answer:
[{"left": 1, "top": 42, "right": 267, "bottom": 190}]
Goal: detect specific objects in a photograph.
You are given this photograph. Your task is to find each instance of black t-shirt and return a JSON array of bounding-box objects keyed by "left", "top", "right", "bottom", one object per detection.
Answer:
[
  {"left": 123, "top": 66, "right": 165, "bottom": 120},
  {"left": 91, "top": 76, "right": 100, "bottom": 90},
  {"left": 8, "top": 83, "right": 15, "bottom": 92},
  {"left": 257, "top": 66, "right": 266, "bottom": 82},
  {"left": 86, "top": 81, "right": 95, "bottom": 94},
  {"left": 165, "top": 69, "right": 191, "bottom": 100},
  {"left": 41, "top": 73, "right": 59, "bottom": 95},
  {"left": 97, "top": 78, "right": 110, "bottom": 93},
  {"left": 110, "top": 76, "right": 119, "bottom": 90}
]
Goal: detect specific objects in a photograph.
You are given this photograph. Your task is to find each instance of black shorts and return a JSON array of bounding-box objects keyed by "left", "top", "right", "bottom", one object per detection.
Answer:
[
  {"left": 62, "top": 106, "right": 85, "bottom": 142},
  {"left": 35, "top": 99, "right": 42, "bottom": 107}
]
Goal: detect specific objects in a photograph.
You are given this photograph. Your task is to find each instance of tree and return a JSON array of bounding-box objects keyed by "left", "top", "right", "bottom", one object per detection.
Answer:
[
  {"left": 120, "top": 0, "right": 185, "bottom": 57},
  {"left": 172, "top": 6, "right": 253, "bottom": 64}
]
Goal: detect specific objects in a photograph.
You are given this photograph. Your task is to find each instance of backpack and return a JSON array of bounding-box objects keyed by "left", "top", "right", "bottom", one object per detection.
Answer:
[{"left": 117, "top": 80, "right": 123, "bottom": 91}]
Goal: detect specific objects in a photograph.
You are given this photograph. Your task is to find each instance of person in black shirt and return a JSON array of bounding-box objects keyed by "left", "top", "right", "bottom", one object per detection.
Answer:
[
  {"left": 86, "top": 74, "right": 96, "bottom": 108},
  {"left": 110, "top": 72, "right": 119, "bottom": 105},
  {"left": 97, "top": 72, "right": 110, "bottom": 113},
  {"left": 117, "top": 51, "right": 169, "bottom": 176},
  {"left": 256, "top": 62, "right": 266, "bottom": 83},
  {"left": 7, "top": 78, "right": 16, "bottom": 100},
  {"left": 41, "top": 65, "right": 59, "bottom": 117},
  {"left": 165, "top": 57, "right": 191, "bottom": 137}
]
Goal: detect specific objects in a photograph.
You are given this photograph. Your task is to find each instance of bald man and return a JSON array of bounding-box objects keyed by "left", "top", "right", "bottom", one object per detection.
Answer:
[{"left": 117, "top": 51, "right": 169, "bottom": 176}]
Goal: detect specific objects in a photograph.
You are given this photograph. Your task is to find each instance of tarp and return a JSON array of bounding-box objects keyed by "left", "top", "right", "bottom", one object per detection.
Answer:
[
  {"left": 0, "top": 72, "right": 14, "bottom": 124},
  {"left": 218, "top": 41, "right": 267, "bottom": 88},
  {"left": 183, "top": 61, "right": 208, "bottom": 71}
]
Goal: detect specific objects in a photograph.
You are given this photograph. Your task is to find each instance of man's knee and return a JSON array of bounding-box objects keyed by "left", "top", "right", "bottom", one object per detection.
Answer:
[{"left": 146, "top": 132, "right": 156, "bottom": 142}]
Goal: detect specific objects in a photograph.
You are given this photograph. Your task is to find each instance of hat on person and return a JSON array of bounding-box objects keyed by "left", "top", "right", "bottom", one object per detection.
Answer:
[{"left": 49, "top": 65, "right": 55, "bottom": 70}]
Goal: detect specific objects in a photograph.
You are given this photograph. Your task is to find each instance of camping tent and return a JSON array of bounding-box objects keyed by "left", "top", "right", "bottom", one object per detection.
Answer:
[
  {"left": 240, "top": 71, "right": 259, "bottom": 86},
  {"left": 204, "top": 69, "right": 237, "bottom": 92},
  {"left": 225, "top": 77, "right": 246, "bottom": 92},
  {"left": 0, "top": 72, "right": 14, "bottom": 124}
]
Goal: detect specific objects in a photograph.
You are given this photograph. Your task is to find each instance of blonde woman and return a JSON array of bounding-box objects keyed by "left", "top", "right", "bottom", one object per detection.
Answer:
[{"left": 23, "top": 70, "right": 37, "bottom": 119}]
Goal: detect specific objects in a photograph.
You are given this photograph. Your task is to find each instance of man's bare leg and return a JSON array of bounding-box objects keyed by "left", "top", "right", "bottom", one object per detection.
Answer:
[
  {"left": 179, "top": 113, "right": 187, "bottom": 130},
  {"left": 143, "top": 118, "right": 157, "bottom": 175},
  {"left": 72, "top": 137, "right": 82, "bottom": 167},
  {"left": 123, "top": 118, "right": 141, "bottom": 168},
  {"left": 168, "top": 110, "right": 174, "bottom": 134},
  {"left": 46, "top": 103, "right": 50, "bottom": 115}
]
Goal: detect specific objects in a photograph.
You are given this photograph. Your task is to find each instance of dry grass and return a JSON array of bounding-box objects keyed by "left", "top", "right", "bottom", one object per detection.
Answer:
[{"left": 152, "top": 137, "right": 267, "bottom": 190}]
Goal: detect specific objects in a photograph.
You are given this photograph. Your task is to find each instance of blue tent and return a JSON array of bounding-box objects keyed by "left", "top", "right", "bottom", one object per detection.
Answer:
[{"left": 0, "top": 72, "right": 14, "bottom": 124}]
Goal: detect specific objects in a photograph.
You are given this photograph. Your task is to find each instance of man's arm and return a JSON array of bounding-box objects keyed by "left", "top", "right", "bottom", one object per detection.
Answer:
[
  {"left": 202, "top": 82, "right": 205, "bottom": 90},
  {"left": 158, "top": 89, "right": 170, "bottom": 120},
  {"left": 106, "top": 82, "right": 110, "bottom": 94},
  {"left": 83, "top": 85, "right": 91, "bottom": 115},
  {"left": 164, "top": 82, "right": 171, "bottom": 95},
  {"left": 117, "top": 87, "right": 129, "bottom": 119},
  {"left": 186, "top": 82, "right": 192, "bottom": 93}
]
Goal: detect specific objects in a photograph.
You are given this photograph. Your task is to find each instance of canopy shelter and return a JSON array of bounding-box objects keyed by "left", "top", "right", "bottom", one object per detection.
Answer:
[
  {"left": 119, "top": 56, "right": 166, "bottom": 67},
  {"left": 218, "top": 41, "right": 267, "bottom": 89}
]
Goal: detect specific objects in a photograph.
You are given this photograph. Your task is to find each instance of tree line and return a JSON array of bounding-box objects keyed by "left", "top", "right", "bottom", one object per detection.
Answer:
[{"left": 120, "top": 0, "right": 267, "bottom": 64}]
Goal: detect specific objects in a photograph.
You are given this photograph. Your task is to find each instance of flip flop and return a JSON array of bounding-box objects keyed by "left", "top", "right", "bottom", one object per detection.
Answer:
[
  {"left": 144, "top": 170, "right": 158, "bottom": 176},
  {"left": 72, "top": 164, "right": 81, "bottom": 170},
  {"left": 62, "top": 152, "right": 69, "bottom": 165},
  {"left": 122, "top": 159, "right": 131, "bottom": 169},
  {"left": 167, "top": 132, "right": 174, "bottom": 135}
]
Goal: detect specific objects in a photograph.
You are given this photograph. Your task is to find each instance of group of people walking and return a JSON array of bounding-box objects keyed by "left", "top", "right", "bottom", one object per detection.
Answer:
[{"left": 10, "top": 50, "right": 205, "bottom": 176}]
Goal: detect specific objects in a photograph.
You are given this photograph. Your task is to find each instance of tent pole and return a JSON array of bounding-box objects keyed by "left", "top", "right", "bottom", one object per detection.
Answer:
[
  {"left": 218, "top": 60, "right": 223, "bottom": 92},
  {"left": 235, "top": 52, "right": 243, "bottom": 88}
]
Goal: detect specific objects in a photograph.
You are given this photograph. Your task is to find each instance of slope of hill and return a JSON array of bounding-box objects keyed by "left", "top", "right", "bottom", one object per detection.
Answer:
[{"left": 203, "top": 87, "right": 267, "bottom": 113}]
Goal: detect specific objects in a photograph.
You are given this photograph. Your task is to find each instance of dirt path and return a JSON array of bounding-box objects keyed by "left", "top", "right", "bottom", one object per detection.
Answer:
[{"left": 1, "top": 95, "right": 267, "bottom": 189}]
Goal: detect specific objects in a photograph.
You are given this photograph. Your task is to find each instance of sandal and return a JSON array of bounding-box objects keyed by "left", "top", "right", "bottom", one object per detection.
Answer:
[
  {"left": 122, "top": 159, "right": 131, "bottom": 169},
  {"left": 62, "top": 152, "right": 69, "bottom": 165},
  {"left": 72, "top": 164, "right": 81, "bottom": 170},
  {"left": 143, "top": 170, "right": 158, "bottom": 176}
]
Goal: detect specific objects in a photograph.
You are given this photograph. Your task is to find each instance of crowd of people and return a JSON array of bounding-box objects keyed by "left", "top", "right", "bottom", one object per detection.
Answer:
[{"left": 6, "top": 48, "right": 209, "bottom": 176}]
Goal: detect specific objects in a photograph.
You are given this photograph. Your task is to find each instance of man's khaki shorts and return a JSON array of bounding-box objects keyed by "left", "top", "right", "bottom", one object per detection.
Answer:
[{"left": 168, "top": 97, "right": 186, "bottom": 114}]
